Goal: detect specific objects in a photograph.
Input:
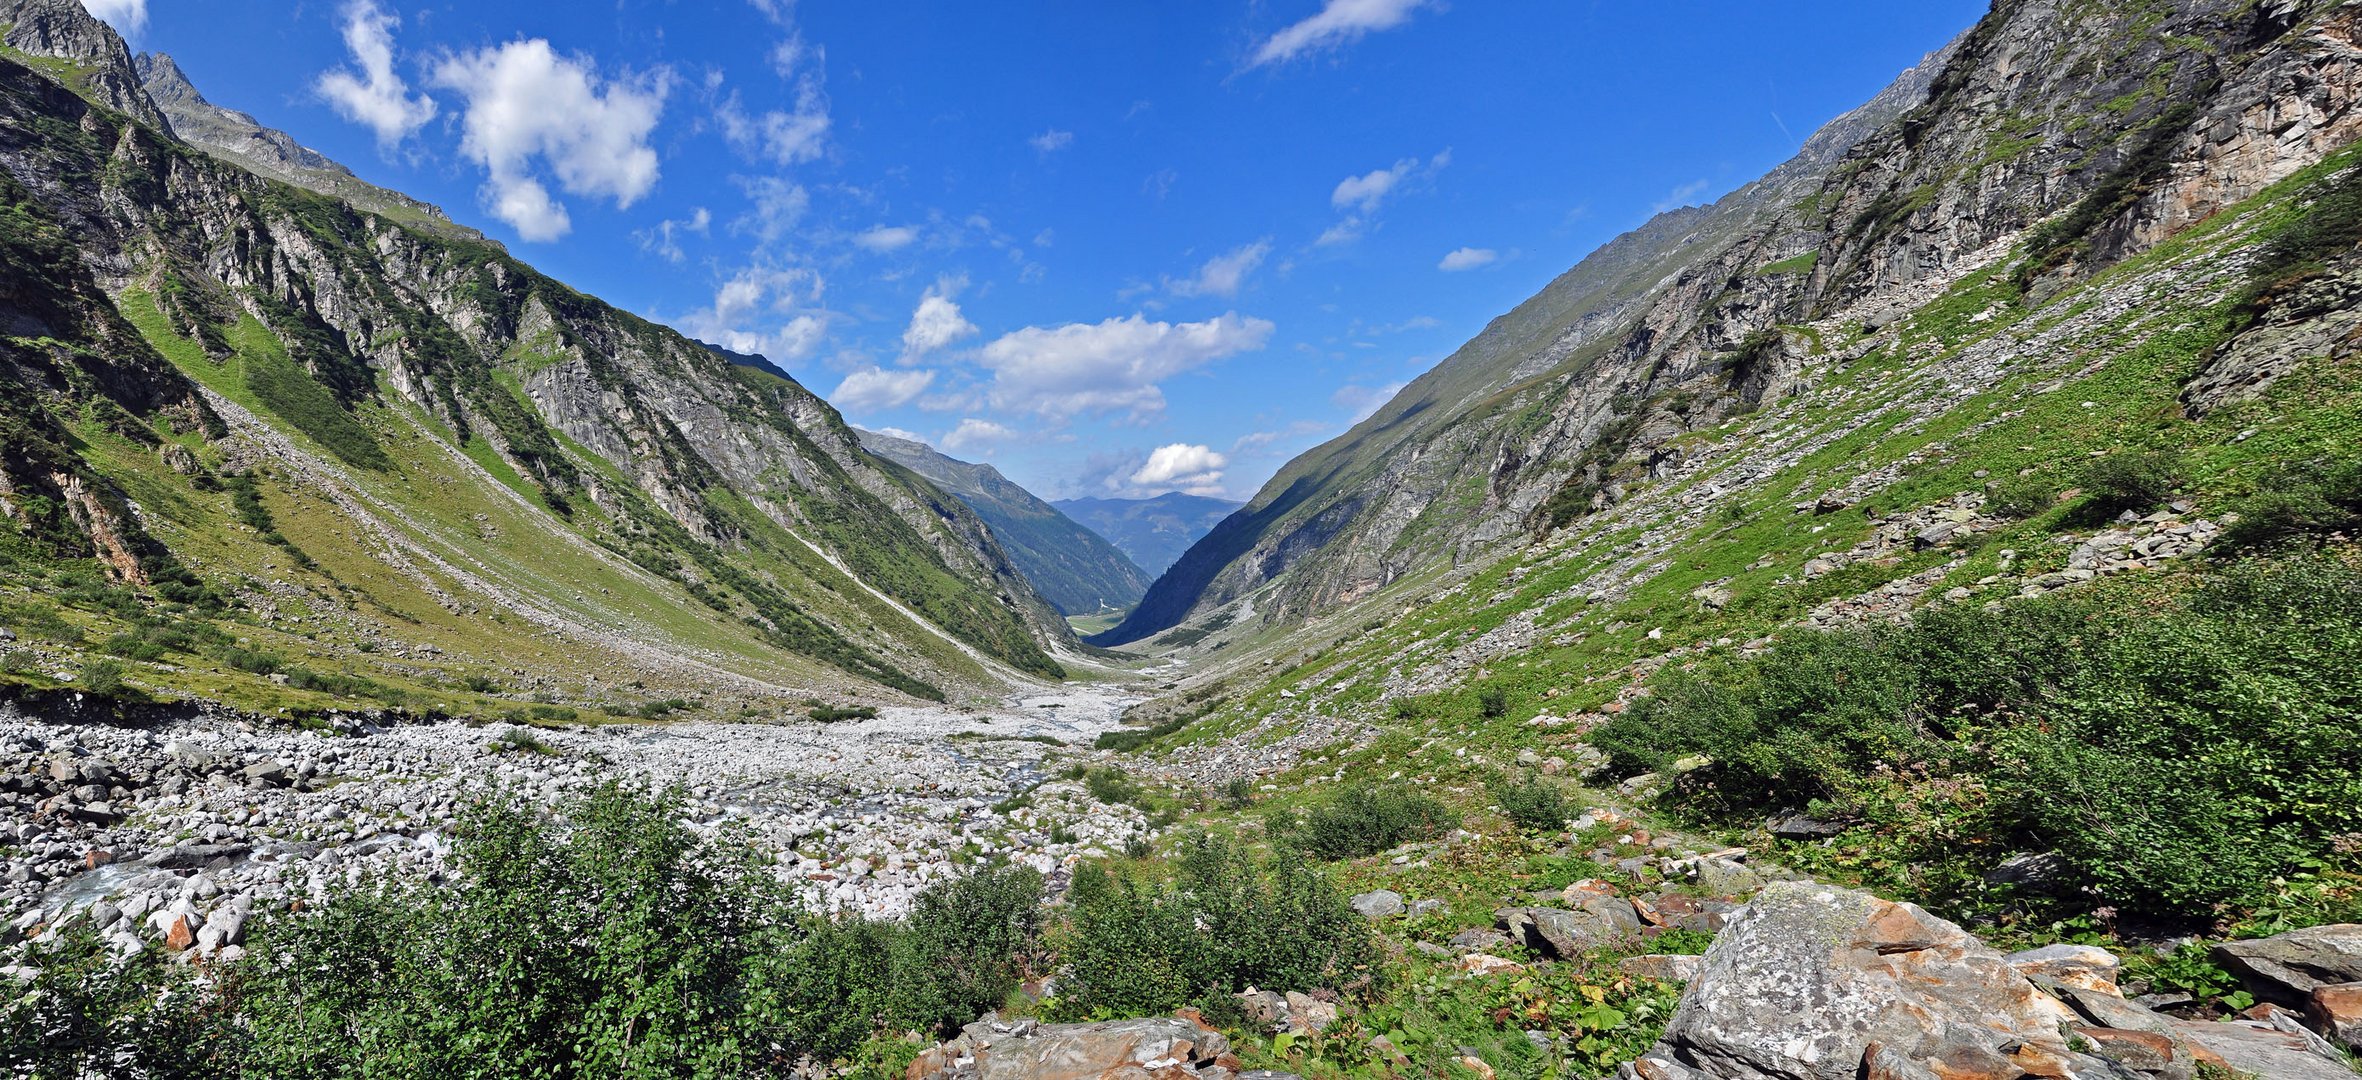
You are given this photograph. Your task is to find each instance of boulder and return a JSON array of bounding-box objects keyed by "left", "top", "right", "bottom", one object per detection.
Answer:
[
  {"left": 1349, "top": 890, "right": 1405, "bottom": 919},
  {"left": 1282, "top": 991, "right": 1337, "bottom": 1035},
  {"left": 2171, "top": 1018, "right": 2359, "bottom": 1080},
  {"left": 2309, "top": 982, "right": 2362, "bottom": 1052},
  {"left": 919, "top": 1016, "right": 1241, "bottom": 1080},
  {"left": 1626, "top": 883, "right": 2085, "bottom": 1080},
  {"left": 1764, "top": 813, "right": 1844, "bottom": 840},
  {"left": 2005, "top": 943, "right": 2119, "bottom": 995},
  {"left": 1620, "top": 954, "right": 1704, "bottom": 983},
  {"left": 2070, "top": 1028, "right": 2191, "bottom": 1080},
  {"left": 1497, "top": 894, "right": 1642, "bottom": 959},
  {"left": 2213, "top": 924, "right": 2362, "bottom": 1003}
]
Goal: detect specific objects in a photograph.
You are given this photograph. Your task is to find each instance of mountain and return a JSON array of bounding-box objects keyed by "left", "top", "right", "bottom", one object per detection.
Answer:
[
  {"left": 857, "top": 430, "right": 1151, "bottom": 616},
  {"left": 1097, "top": 0, "right": 2362, "bottom": 650},
  {"left": 1053, "top": 494, "right": 1242, "bottom": 578},
  {"left": 133, "top": 52, "right": 483, "bottom": 243},
  {"left": 0, "top": 0, "right": 1070, "bottom": 719}
]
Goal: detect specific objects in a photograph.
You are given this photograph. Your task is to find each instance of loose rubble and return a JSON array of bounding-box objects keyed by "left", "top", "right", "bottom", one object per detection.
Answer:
[{"left": 2, "top": 685, "right": 1150, "bottom": 960}]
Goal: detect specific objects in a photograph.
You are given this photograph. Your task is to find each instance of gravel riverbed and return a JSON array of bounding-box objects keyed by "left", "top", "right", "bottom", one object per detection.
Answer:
[{"left": 1, "top": 683, "right": 1151, "bottom": 965}]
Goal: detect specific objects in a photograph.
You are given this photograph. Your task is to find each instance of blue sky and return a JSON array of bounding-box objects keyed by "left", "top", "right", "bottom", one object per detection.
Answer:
[{"left": 90, "top": 0, "right": 1985, "bottom": 501}]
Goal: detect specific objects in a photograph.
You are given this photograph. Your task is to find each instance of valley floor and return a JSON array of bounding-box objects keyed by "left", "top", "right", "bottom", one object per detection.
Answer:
[{"left": 2, "top": 680, "right": 1156, "bottom": 953}]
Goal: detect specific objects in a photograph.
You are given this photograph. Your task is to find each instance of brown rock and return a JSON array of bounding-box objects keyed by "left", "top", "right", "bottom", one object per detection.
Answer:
[
  {"left": 2003, "top": 943, "right": 2119, "bottom": 995},
  {"left": 164, "top": 915, "right": 193, "bottom": 952},
  {"left": 2309, "top": 981, "right": 2362, "bottom": 1051},
  {"left": 2070, "top": 1027, "right": 2187, "bottom": 1080}
]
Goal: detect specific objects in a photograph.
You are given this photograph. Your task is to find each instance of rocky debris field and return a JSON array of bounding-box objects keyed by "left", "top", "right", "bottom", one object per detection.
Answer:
[{"left": 0, "top": 684, "right": 1151, "bottom": 964}]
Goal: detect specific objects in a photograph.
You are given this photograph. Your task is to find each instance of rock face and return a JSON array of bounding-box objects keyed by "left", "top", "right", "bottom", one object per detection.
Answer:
[
  {"left": 2214, "top": 923, "right": 2362, "bottom": 1002},
  {"left": 1100, "top": 0, "right": 2362, "bottom": 653},
  {"left": 0, "top": 7, "right": 1072, "bottom": 697},
  {"left": 1625, "top": 883, "right": 2083, "bottom": 1080}
]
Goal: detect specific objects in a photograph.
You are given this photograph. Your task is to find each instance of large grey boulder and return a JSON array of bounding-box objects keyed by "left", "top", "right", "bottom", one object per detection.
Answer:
[
  {"left": 907, "top": 1015, "right": 1254, "bottom": 1080},
  {"left": 1621, "top": 883, "right": 2085, "bottom": 1080},
  {"left": 1496, "top": 893, "right": 1641, "bottom": 959},
  {"left": 2213, "top": 924, "right": 2362, "bottom": 1003}
]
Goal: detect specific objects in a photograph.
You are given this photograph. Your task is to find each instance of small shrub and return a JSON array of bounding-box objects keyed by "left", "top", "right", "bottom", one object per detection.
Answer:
[
  {"left": 1, "top": 650, "right": 36, "bottom": 676},
  {"left": 78, "top": 658, "right": 127, "bottom": 696},
  {"left": 1477, "top": 686, "right": 1509, "bottom": 719},
  {"left": 2219, "top": 456, "right": 2362, "bottom": 550},
  {"left": 489, "top": 727, "right": 559, "bottom": 756},
  {"left": 637, "top": 698, "right": 695, "bottom": 720},
  {"left": 1083, "top": 766, "right": 1154, "bottom": 811},
  {"left": 1988, "top": 475, "right": 2059, "bottom": 519},
  {"left": 1273, "top": 781, "right": 1458, "bottom": 860},
  {"left": 1219, "top": 777, "right": 1256, "bottom": 809},
  {"left": 0, "top": 931, "right": 244, "bottom": 1076},
  {"left": 806, "top": 703, "right": 877, "bottom": 723},
  {"left": 1488, "top": 771, "right": 1574, "bottom": 832},
  {"left": 1055, "top": 833, "right": 1381, "bottom": 1018},
  {"left": 2075, "top": 450, "right": 2181, "bottom": 520}
]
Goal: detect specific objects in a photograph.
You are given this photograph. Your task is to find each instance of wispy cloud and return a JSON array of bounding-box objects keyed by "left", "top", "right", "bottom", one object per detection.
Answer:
[
  {"left": 1249, "top": 0, "right": 1434, "bottom": 68},
  {"left": 1437, "top": 246, "right": 1497, "bottom": 271},
  {"left": 1169, "top": 239, "right": 1272, "bottom": 298},
  {"left": 1029, "top": 129, "right": 1074, "bottom": 153},
  {"left": 1651, "top": 179, "right": 1712, "bottom": 214},
  {"left": 1319, "top": 150, "right": 1449, "bottom": 246}
]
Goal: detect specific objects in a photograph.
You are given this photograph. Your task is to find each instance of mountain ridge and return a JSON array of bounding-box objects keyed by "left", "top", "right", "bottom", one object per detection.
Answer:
[
  {"left": 857, "top": 430, "right": 1152, "bottom": 617},
  {"left": 1054, "top": 493, "right": 1242, "bottom": 580}
]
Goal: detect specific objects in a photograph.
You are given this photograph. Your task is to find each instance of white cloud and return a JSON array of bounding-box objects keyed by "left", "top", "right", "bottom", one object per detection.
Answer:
[
  {"left": 900, "top": 284, "right": 978, "bottom": 361},
  {"left": 941, "top": 418, "right": 1018, "bottom": 453},
  {"left": 1127, "top": 444, "right": 1228, "bottom": 496},
  {"left": 1438, "top": 247, "right": 1497, "bottom": 271},
  {"left": 313, "top": 0, "right": 437, "bottom": 149},
  {"left": 1170, "top": 239, "right": 1271, "bottom": 298},
  {"left": 872, "top": 426, "right": 929, "bottom": 445},
  {"left": 431, "top": 41, "right": 670, "bottom": 241},
  {"left": 979, "top": 312, "right": 1274, "bottom": 420},
  {"left": 832, "top": 366, "right": 936, "bottom": 411},
  {"left": 1029, "top": 129, "right": 1074, "bottom": 153},
  {"left": 78, "top": 0, "right": 145, "bottom": 37},
  {"left": 1652, "top": 179, "right": 1712, "bottom": 214},
  {"left": 714, "top": 26, "right": 830, "bottom": 168},
  {"left": 733, "top": 177, "right": 810, "bottom": 245},
  {"left": 1334, "top": 381, "right": 1406, "bottom": 422},
  {"left": 635, "top": 207, "right": 711, "bottom": 262},
  {"left": 672, "top": 266, "right": 826, "bottom": 360},
  {"left": 1332, "top": 159, "right": 1415, "bottom": 213},
  {"left": 854, "top": 224, "right": 919, "bottom": 253},
  {"left": 1250, "top": 0, "right": 1432, "bottom": 68},
  {"left": 1320, "top": 150, "right": 1448, "bottom": 246}
]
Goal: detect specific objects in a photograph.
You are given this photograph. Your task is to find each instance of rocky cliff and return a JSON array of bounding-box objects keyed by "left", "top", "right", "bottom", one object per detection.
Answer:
[
  {"left": 0, "top": 0, "right": 1068, "bottom": 711},
  {"left": 1103, "top": 0, "right": 2362, "bottom": 647}
]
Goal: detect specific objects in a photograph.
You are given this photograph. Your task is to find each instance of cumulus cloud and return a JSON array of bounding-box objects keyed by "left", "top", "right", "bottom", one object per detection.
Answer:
[
  {"left": 1334, "top": 380, "right": 1406, "bottom": 422},
  {"left": 941, "top": 418, "right": 1018, "bottom": 453},
  {"left": 313, "top": 0, "right": 438, "bottom": 149},
  {"left": 1319, "top": 150, "right": 1448, "bottom": 246},
  {"left": 854, "top": 224, "right": 919, "bottom": 253},
  {"left": 1029, "top": 129, "right": 1074, "bottom": 153},
  {"left": 1169, "top": 239, "right": 1271, "bottom": 299},
  {"left": 78, "top": 0, "right": 145, "bottom": 37},
  {"left": 431, "top": 41, "right": 671, "bottom": 241},
  {"left": 1250, "top": 0, "right": 1432, "bottom": 68},
  {"left": 979, "top": 312, "right": 1275, "bottom": 420},
  {"left": 900, "top": 283, "right": 978, "bottom": 362},
  {"left": 733, "top": 176, "right": 810, "bottom": 245},
  {"left": 1438, "top": 246, "right": 1497, "bottom": 271},
  {"left": 832, "top": 366, "right": 936, "bottom": 411},
  {"left": 1127, "top": 443, "right": 1229, "bottom": 495},
  {"left": 715, "top": 29, "right": 830, "bottom": 167},
  {"left": 672, "top": 266, "right": 826, "bottom": 361}
]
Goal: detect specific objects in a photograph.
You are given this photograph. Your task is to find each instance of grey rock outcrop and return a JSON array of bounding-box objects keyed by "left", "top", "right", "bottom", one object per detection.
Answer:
[{"left": 2214, "top": 923, "right": 2362, "bottom": 1003}]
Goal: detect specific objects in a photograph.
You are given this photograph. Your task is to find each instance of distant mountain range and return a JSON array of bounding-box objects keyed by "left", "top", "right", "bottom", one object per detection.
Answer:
[
  {"left": 858, "top": 432, "right": 1151, "bottom": 616},
  {"left": 1052, "top": 495, "right": 1241, "bottom": 579}
]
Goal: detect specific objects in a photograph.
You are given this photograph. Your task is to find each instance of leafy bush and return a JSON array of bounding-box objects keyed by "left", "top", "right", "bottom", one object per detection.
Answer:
[
  {"left": 1271, "top": 781, "right": 1458, "bottom": 860},
  {"left": 2220, "top": 456, "right": 2362, "bottom": 550},
  {"left": 1988, "top": 475, "right": 2059, "bottom": 519},
  {"left": 806, "top": 704, "right": 878, "bottom": 723},
  {"left": 2075, "top": 450, "right": 2182, "bottom": 520},
  {"left": 78, "top": 658, "right": 127, "bottom": 696},
  {"left": 0, "top": 931, "right": 243, "bottom": 1077},
  {"left": 1487, "top": 771, "right": 1574, "bottom": 833},
  {"left": 1593, "top": 554, "right": 2362, "bottom": 921},
  {"left": 1477, "top": 686, "right": 1509, "bottom": 719},
  {"left": 1055, "top": 832, "right": 1380, "bottom": 1018}
]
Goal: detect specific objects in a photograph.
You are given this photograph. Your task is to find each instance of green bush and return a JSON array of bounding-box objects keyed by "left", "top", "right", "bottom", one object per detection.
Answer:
[
  {"left": 1487, "top": 771, "right": 1574, "bottom": 833},
  {"left": 806, "top": 704, "right": 878, "bottom": 723},
  {"left": 1988, "top": 475, "right": 2059, "bottom": 519},
  {"left": 1, "top": 649, "right": 36, "bottom": 676},
  {"left": 1272, "top": 781, "right": 1458, "bottom": 860},
  {"left": 78, "top": 658, "right": 127, "bottom": 696},
  {"left": 1477, "top": 685, "right": 1509, "bottom": 719},
  {"left": 1593, "top": 554, "right": 2362, "bottom": 921},
  {"left": 2220, "top": 457, "right": 2362, "bottom": 550},
  {"left": 2075, "top": 450, "right": 2181, "bottom": 520},
  {"left": 0, "top": 931, "right": 243, "bottom": 1077},
  {"left": 1055, "top": 832, "right": 1381, "bottom": 1018}
]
